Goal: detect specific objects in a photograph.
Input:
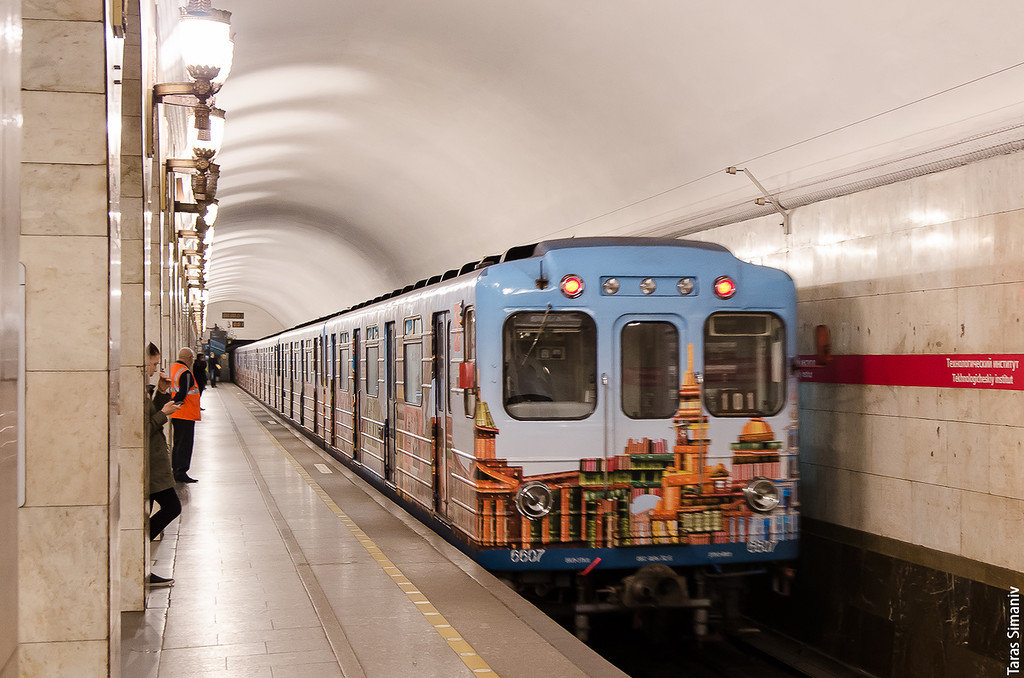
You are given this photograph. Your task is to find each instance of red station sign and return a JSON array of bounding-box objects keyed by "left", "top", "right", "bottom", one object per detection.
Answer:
[{"left": 796, "top": 354, "right": 1024, "bottom": 391}]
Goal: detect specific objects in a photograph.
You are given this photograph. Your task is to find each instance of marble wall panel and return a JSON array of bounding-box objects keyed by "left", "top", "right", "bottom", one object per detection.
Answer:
[
  {"left": 117, "top": 441, "right": 143, "bottom": 524},
  {"left": 121, "top": 153, "right": 143, "bottom": 199},
  {"left": 24, "top": 371, "right": 107, "bottom": 506},
  {"left": 21, "top": 19, "right": 103, "bottom": 93},
  {"left": 121, "top": 282, "right": 144, "bottom": 360},
  {"left": 21, "top": 91, "right": 105, "bottom": 164},
  {"left": 988, "top": 424, "right": 1024, "bottom": 500},
  {"left": 961, "top": 492, "right": 1024, "bottom": 572},
  {"left": 19, "top": 639, "right": 106, "bottom": 677},
  {"left": 119, "top": 365, "right": 144, "bottom": 449},
  {"left": 910, "top": 482, "right": 962, "bottom": 555},
  {"left": 120, "top": 107, "right": 142, "bottom": 157},
  {"left": 22, "top": 0, "right": 102, "bottom": 21},
  {"left": 955, "top": 210, "right": 1024, "bottom": 287},
  {"left": 943, "top": 421, "right": 991, "bottom": 495},
  {"left": 19, "top": 506, "right": 109, "bottom": 642},
  {"left": 119, "top": 527, "right": 144, "bottom": 612},
  {"left": 901, "top": 417, "right": 948, "bottom": 487},
  {"left": 956, "top": 282, "right": 1024, "bottom": 353},
  {"left": 851, "top": 472, "right": 913, "bottom": 544},
  {"left": 860, "top": 415, "right": 907, "bottom": 479},
  {"left": 122, "top": 235, "right": 144, "bottom": 285},
  {"left": 975, "top": 388, "right": 1024, "bottom": 429},
  {"left": 20, "top": 163, "right": 107, "bottom": 236},
  {"left": 21, "top": 235, "right": 108, "bottom": 372}
]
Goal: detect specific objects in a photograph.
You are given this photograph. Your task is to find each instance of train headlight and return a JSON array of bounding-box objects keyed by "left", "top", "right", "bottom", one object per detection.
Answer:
[
  {"left": 560, "top": 274, "right": 584, "bottom": 298},
  {"left": 640, "top": 278, "right": 657, "bottom": 295},
  {"left": 677, "top": 277, "right": 695, "bottom": 295},
  {"left": 603, "top": 278, "right": 620, "bottom": 295},
  {"left": 515, "top": 481, "right": 554, "bottom": 519},
  {"left": 714, "top": 275, "right": 736, "bottom": 299},
  {"left": 743, "top": 477, "right": 780, "bottom": 513}
]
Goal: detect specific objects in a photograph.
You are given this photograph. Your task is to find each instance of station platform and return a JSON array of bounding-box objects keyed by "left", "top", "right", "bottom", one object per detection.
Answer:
[{"left": 122, "top": 384, "right": 627, "bottom": 678}]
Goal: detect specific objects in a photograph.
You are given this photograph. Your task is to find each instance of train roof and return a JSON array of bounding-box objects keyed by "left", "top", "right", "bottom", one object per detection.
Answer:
[{"left": 246, "top": 237, "right": 735, "bottom": 343}]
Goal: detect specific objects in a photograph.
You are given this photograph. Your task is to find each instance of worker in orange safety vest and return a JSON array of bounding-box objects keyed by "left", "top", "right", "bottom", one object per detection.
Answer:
[{"left": 169, "top": 347, "right": 201, "bottom": 483}]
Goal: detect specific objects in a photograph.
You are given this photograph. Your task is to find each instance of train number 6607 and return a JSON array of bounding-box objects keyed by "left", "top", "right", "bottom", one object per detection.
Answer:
[{"left": 510, "top": 549, "right": 546, "bottom": 563}]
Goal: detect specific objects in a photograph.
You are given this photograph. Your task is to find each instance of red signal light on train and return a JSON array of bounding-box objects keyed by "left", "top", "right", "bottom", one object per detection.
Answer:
[
  {"left": 560, "top": 274, "right": 584, "bottom": 298},
  {"left": 714, "top": 276, "right": 736, "bottom": 299}
]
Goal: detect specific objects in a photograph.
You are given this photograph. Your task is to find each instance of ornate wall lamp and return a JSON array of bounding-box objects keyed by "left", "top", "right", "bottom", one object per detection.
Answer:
[{"left": 152, "top": 0, "right": 235, "bottom": 337}]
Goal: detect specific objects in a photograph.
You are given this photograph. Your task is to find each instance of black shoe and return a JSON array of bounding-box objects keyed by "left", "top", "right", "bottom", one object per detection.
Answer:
[
  {"left": 175, "top": 475, "right": 198, "bottom": 483},
  {"left": 147, "top": 574, "right": 174, "bottom": 587}
]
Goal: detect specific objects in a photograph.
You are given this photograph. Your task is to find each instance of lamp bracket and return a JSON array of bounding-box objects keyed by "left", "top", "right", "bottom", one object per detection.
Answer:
[{"left": 726, "top": 166, "right": 792, "bottom": 235}]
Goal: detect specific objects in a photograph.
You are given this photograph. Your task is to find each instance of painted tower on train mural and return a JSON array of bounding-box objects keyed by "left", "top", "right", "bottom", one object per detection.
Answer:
[{"left": 467, "top": 344, "right": 799, "bottom": 550}]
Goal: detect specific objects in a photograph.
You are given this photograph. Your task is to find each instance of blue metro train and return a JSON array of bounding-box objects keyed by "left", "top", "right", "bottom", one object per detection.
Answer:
[{"left": 233, "top": 237, "right": 799, "bottom": 633}]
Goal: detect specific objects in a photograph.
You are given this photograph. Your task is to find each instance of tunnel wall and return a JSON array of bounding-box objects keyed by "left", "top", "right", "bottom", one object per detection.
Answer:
[{"left": 692, "top": 149, "right": 1024, "bottom": 677}]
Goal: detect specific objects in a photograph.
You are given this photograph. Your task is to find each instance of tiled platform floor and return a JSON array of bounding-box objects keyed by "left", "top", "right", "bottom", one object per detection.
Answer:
[{"left": 122, "top": 384, "right": 625, "bottom": 678}]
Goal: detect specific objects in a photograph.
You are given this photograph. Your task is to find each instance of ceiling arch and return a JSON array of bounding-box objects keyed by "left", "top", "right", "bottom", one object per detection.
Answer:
[{"left": 192, "top": 0, "right": 1024, "bottom": 327}]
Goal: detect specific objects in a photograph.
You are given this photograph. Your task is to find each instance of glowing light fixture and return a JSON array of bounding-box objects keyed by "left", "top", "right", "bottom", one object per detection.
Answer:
[
  {"left": 714, "top": 276, "right": 737, "bottom": 299},
  {"left": 560, "top": 274, "right": 584, "bottom": 298},
  {"left": 188, "top": 107, "right": 225, "bottom": 157}
]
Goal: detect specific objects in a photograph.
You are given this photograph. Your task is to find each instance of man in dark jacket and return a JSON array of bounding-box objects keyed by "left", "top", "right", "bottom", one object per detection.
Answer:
[{"left": 146, "top": 343, "right": 182, "bottom": 587}]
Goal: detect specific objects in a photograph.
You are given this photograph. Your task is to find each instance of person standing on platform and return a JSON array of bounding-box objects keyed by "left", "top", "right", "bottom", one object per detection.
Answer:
[
  {"left": 169, "top": 348, "right": 201, "bottom": 483},
  {"left": 208, "top": 353, "right": 220, "bottom": 387},
  {"left": 145, "top": 343, "right": 181, "bottom": 587},
  {"left": 193, "top": 353, "right": 208, "bottom": 399}
]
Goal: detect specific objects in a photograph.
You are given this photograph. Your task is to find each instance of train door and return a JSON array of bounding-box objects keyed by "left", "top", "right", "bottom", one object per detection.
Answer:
[
  {"left": 288, "top": 342, "right": 295, "bottom": 419},
  {"left": 329, "top": 334, "right": 337, "bottom": 448},
  {"left": 613, "top": 315, "right": 684, "bottom": 497},
  {"left": 432, "top": 311, "right": 450, "bottom": 517},
  {"left": 384, "top": 321, "right": 397, "bottom": 485},
  {"left": 276, "top": 344, "right": 283, "bottom": 411},
  {"left": 313, "top": 336, "right": 321, "bottom": 435},
  {"left": 301, "top": 342, "right": 308, "bottom": 427},
  {"left": 352, "top": 328, "right": 361, "bottom": 462}
]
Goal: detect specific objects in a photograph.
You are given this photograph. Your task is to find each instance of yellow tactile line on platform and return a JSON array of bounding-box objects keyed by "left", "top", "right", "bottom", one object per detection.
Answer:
[{"left": 254, "top": 416, "right": 500, "bottom": 678}]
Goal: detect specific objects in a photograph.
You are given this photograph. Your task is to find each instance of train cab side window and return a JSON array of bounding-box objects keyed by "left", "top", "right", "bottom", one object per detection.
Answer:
[
  {"left": 703, "top": 313, "right": 786, "bottom": 417},
  {"left": 621, "top": 322, "right": 679, "bottom": 419},
  {"left": 464, "top": 307, "right": 476, "bottom": 418},
  {"left": 503, "top": 311, "right": 597, "bottom": 420}
]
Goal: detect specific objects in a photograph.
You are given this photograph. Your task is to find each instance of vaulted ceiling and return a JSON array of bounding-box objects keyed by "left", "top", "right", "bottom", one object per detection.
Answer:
[{"left": 189, "top": 0, "right": 1024, "bottom": 327}]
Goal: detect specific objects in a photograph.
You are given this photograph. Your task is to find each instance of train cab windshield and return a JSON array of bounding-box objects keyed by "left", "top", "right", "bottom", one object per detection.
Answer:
[
  {"left": 503, "top": 311, "right": 597, "bottom": 420},
  {"left": 703, "top": 312, "right": 786, "bottom": 417}
]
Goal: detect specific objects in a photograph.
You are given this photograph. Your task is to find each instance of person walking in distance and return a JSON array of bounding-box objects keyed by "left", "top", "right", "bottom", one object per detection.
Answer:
[
  {"left": 208, "top": 353, "right": 220, "bottom": 387},
  {"left": 169, "top": 348, "right": 201, "bottom": 483},
  {"left": 145, "top": 343, "right": 181, "bottom": 586}
]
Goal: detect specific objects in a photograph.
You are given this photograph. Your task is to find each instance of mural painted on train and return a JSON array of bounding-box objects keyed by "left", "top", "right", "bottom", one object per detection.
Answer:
[{"left": 451, "top": 344, "right": 799, "bottom": 551}]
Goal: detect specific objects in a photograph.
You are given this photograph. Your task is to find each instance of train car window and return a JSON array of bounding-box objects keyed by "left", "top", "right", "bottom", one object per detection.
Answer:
[
  {"left": 403, "top": 340, "right": 423, "bottom": 405},
  {"left": 366, "top": 345, "right": 379, "bottom": 397},
  {"left": 464, "top": 307, "right": 476, "bottom": 418},
  {"left": 503, "top": 311, "right": 597, "bottom": 420},
  {"left": 621, "top": 322, "right": 679, "bottom": 419},
  {"left": 339, "top": 347, "right": 349, "bottom": 392},
  {"left": 703, "top": 313, "right": 786, "bottom": 417}
]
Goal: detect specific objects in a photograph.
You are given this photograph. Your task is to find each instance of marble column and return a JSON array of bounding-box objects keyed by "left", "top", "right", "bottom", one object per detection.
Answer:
[
  {"left": 0, "top": 0, "right": 22, "bottom": 675},
  {"left": 19, "top": 0, "right": 121, "bottom": 674},
  {"left": 119, "top": 0, "right": 146, "bottom": 613}
]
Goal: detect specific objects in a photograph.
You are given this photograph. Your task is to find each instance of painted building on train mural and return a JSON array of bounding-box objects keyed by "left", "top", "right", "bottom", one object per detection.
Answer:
[{"left": 463, "top": 345, "right": 799, "bottom": 550}]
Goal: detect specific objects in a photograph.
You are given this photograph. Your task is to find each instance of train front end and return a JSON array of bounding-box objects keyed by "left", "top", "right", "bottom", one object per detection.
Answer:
[{"left": 456, "top": 238, "right": 798, "bottom": 627}]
